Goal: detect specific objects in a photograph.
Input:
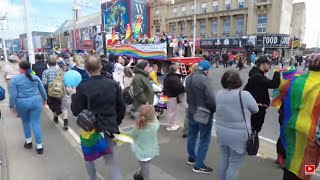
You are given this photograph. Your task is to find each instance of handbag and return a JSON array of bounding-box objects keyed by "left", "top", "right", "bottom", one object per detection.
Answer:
[
  {"left": 190, "top": 74, "right": 211, "bottom": 124},
  {"left": 239, "top": 91, "right": 259, "bottom": 156},
  {"left": 76, "top": 88, "right": 97, "bottom": 132}
]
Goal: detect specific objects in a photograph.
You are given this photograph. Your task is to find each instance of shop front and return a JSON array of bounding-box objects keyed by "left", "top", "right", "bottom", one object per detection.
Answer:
[
  {"left": 254, "top": 34, "right": 290, "bottom": 63},
  {"left": 200, "top": 37, "right": 255, "bottom": 59}
]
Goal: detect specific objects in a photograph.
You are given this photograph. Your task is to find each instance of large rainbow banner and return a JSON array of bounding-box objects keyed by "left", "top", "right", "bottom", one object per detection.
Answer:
[
  {"left": 282, "top": 71, "right": 320, "bottom": 179},
  {"left": 108, "top": 43, "right": 167, "bottom": 60}
]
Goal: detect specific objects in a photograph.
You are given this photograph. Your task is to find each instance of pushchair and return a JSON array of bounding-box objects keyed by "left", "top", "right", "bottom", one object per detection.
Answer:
[{"left": 152, "top": 83, "right": 168, "bottom": 119}]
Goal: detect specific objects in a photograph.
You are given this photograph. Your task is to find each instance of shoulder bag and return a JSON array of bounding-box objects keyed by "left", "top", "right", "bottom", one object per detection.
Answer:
[
  {"left": 239, "top": 91, "right": 259, "bottom": 156},
  {"left": 190, "top": 74, "right": 211, "bottom": 124},
  {"left": 76, "top": 87, "right": 97, "bottom": 132}
]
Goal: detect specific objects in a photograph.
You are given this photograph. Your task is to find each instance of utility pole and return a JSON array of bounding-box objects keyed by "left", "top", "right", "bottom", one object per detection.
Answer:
[
  {"left": 57, "top": 26, "right": 62, "bottom": 49},
  {"left": 317, "top": 32, "right": 320, "bottom": 48},
  {"left": 192, "top": 0, "right": 197, "bottom": 57},
  {"left": 0, "top": 13, "right": 8, "bottom": 62},
  {"left": 23, "top": 0, "right": 35, "bottom": 64}
]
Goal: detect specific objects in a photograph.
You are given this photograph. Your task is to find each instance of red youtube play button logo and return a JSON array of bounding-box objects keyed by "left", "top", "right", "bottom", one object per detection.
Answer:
[{"left": 305, "top": 165, "right": 316, "bottom": 175}]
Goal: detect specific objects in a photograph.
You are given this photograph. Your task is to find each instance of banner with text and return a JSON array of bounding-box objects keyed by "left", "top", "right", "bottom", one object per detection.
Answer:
[{"left": 108, "top": 43, "right": 167, "bottom": 60}]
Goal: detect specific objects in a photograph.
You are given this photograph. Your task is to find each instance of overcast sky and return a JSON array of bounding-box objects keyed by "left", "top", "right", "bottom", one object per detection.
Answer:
[
  {"left": 0, "top": 0, "right": 319, "bottom": 48},
  {"left": 294, "top": 0, "right": 319, "bottom": 48}
]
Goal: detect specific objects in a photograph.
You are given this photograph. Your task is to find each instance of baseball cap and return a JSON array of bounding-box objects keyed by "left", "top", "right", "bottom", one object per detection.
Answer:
[
  {"left": 198, "top": 60, "right": 212, "bottom": 71},
  {"left": 256, "top": 56, "right": 271, "bottom": 66}
]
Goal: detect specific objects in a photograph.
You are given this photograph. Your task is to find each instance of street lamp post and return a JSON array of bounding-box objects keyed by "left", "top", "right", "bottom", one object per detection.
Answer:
[
  {"left": 192, "top": 0, "right": 197, "bottom": 57},
  {"left": 0, "top": 12, "right": 8, "bottom": 62},
  {"left": 23, "top": 0, "right": 35, "bottom": 64},
  {"left": 57, "top": 26, "right": 62, "bottom": 49}
]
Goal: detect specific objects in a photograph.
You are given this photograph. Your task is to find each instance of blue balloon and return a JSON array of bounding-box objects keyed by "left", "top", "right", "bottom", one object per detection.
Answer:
[{"left": 63, "top": 70, "right": 82, "bottom": 88}]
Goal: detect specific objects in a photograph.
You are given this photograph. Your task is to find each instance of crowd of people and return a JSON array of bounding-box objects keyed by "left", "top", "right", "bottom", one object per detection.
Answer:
[{"left": 1, "top": 49, "right": 320, "bottom": 180}]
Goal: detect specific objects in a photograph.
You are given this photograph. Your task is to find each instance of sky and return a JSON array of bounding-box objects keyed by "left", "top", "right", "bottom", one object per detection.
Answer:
[{"left": 0, "top": 0, "right": 319, "bottom": 48}]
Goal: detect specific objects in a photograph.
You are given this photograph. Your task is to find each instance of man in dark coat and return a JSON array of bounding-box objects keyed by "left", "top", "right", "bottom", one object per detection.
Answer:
[
  {"left": 32, "top": 54, "right": 47, "bottom": 80},
  {"left": 244, "top": 56, "right": 280, "bottom": 134},
  {"left": 70, "top": 54, "right": 125, "bottom": 180}
]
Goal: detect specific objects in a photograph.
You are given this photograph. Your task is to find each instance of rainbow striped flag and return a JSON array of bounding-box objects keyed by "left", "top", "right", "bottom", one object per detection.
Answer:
[
  {"left": 271, "top": 67, "right": 302, "bottom": 108},
  {"left": 80, "top": 130, "right": 112, "bottom": 162},
  {"left": 282, "top": 71, "right": 320, "bottom": 179}
]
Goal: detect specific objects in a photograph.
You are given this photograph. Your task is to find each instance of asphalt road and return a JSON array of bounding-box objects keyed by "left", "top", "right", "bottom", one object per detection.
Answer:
[{"left": 62, "top": 65, "right": 281, "bottom": 144}]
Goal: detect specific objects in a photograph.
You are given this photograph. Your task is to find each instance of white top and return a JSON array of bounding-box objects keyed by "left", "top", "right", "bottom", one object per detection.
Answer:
[
  {"left": 113, "top": 63, "right": 125, "bottom": 89},
  {"left": 4, "top": 63, "right": 20, "bottom": 80}
]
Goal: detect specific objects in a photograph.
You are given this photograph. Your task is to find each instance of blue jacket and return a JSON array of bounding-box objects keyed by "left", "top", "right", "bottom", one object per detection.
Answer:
[{"left": 9, "top": 74, "right": 47, "bottom": 108}]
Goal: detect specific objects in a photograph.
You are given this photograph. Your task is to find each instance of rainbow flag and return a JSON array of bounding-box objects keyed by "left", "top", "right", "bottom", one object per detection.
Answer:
[
  {"left": 271, "top": 67, "right": 302, "bottom": 108},
  {"left": 282, "top": 71, "right": 320, "bottom": 179},
  {"left": 108, "top": 44, "right": 167, "bottom": 60},
  {"left": 80, "top": 130, "right": 112, "bottom": 162}
]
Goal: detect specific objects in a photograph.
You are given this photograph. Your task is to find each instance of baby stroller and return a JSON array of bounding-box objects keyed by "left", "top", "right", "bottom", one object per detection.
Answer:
[{"left": 152, "top": 83, "right": 168, "bottom": 119}]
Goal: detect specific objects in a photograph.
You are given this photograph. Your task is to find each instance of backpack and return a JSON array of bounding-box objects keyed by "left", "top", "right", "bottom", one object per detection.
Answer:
[
  {"left": 122, "top": 85, "right": 134, "bottom": 105},
  {"left": 0, "top": 86, "right": 5, "bottom": 101},
  {"left": 48, "top": 71, "right": 64, "bottom": 99}
]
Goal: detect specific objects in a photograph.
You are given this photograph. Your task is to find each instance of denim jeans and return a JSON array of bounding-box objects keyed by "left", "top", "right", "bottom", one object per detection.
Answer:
[
  {"left": 218, "top": 145, "right": 246, "bottom": 180},
  {"left": 85, "top": 153, "right": 122, "bottom": 180},
  {"left": 187, "top": 112, "right": 213, "bottom": 168},
  {"left": 85, "top": 138, "right": 122, "bottom": 180},
  {"left": 16, "top": 96, "right": 43, "bottom": 145}
]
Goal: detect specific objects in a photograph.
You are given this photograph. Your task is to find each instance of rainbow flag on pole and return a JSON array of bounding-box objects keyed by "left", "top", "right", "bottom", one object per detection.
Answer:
[{"left": 282, "top": 71, "right": 320, "bottom": 179}]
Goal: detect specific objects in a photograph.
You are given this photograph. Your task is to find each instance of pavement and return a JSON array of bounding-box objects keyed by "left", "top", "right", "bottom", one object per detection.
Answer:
[{"left": 0, "top": 63, "right": 319, "bottom": 180}]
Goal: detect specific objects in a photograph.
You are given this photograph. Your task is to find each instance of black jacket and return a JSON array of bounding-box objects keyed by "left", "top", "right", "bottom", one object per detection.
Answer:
[
  {"left": 32, "top": 61, "right": 47, "bottom": 80},
  {"left": 71, "top": 75, "right": 125, "bottom": 133},
  {"left": 163, "top": 72, "right": 185, "bottom": 98},
  {"left": 244, "top": 67, "right": 280, "bottom": 106},
  {"left": 222, "top": 54, "right": 228, "bottom": 61},
  {"left": 185, "top": 72, "right": 216, "bottom": 114}
]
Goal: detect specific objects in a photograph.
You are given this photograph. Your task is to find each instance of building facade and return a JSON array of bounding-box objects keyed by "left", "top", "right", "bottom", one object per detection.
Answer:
[
  {"left": 150, "top": 0, "right": 305, "bottom": 41},
  {"left": 291, "top": 2, "right": 306, "bottom": 42}
]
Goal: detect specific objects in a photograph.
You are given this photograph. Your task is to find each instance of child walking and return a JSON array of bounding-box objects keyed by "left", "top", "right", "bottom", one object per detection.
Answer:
[{"left": 128, "top": 104, "right": 160, "bottom": 180}]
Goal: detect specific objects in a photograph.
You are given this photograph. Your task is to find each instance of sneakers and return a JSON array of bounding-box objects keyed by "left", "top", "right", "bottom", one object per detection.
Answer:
[
  {"left": 63, "top": 119, "right": 69, "bottom": 131},
  {"left": 24, "top": 142, "right": 33, "bottom": 149},
  {"left": 36, "top": 148, "right": 44, "bottom": 155},
  {"left": 187, "top": 157, "right": 195, "bottom": 165},
  {"left": 192, "top": 165, "right": 213, "bottom": 174},
  {"left": 166, "top": 124, "right": 180, "bottom": 131},
  {"left": 276, "top": 154, "right": 285, "bottom": 169},
  {"left": 53, "top": 116, "right": 59, "bottom": 124},
  {"left": 182, "top": 134, "right": 188, "bottom": 138},
  {"left": 133, "top": 172, "right": 143, "bottom": 180}
]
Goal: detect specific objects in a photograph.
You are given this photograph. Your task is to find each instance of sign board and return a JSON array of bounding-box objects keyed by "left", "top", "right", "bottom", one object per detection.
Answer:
[
  {"left": 108, "top": 43, "right": 167, "bottom": 60},
  {"left": 200, "top": 37, "right": 253, "bottom": 49},
  {"left": 256, "top": 34, "right": 290, "bottom": 48}
]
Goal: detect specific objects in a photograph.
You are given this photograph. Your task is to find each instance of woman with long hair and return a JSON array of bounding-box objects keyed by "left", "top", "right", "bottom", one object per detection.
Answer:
[
  {"left": 9, "top": 61, "right": 47, "bottom": 154},
  {"left": 72, "top": 55, "right": 89, "bottom": 81}
]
